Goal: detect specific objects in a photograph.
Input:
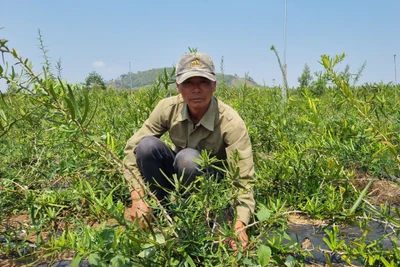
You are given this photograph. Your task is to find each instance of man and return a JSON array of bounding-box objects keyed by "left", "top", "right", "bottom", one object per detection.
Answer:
[{"left": 123, "top": 51, "right": 255, "bottom": 249}]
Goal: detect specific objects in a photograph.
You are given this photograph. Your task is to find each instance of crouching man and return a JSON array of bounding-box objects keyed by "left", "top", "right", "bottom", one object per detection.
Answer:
[{"left": 123, "top": 51, "right": 255, "bottom": 250}]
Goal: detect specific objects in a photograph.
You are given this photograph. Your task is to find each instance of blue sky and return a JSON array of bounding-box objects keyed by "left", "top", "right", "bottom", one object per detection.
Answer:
[{"left": 1, "top": 0, "right": 399, "bottom": 91}]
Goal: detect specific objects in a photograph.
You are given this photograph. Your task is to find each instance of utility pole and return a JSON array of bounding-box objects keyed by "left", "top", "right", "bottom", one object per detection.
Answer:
[
  {"left": 282, "top": 0, "right": 288, "bottom": 102},
  {"left": 129, "top": 61, "right": 133, "bottom": 90},
  {"left": 395, "top": 54, "right": 398, "bottom": 102},
  {"left": 394, "top": 54, "right": 397, "bottom": 85}
]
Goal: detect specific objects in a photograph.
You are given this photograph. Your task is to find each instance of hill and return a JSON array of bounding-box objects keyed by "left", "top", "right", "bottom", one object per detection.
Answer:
[{"left": 107, "top": 68, "right": 259, "bottom": 89}]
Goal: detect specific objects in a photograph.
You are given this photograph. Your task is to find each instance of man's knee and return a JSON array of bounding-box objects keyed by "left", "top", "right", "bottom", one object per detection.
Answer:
[
  {"left": 136, "top": 136, "right": 163, "bottom": 159},
  {"left": 174, "top": 148, "right": 201, "bottom": 176}
]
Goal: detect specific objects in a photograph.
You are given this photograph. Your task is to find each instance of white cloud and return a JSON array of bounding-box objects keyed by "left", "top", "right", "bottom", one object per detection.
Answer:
[{"left": 92, "top": 61, "right": 105, "bottom": 68}]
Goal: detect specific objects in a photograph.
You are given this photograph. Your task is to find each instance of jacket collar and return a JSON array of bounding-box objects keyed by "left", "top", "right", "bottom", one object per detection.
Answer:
[{"left": 179, "top": 95, "right": 217, "bottom": 131}]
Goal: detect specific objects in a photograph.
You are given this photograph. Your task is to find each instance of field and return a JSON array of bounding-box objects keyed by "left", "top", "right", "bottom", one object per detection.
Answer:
[{"left": 1, "top": 40, "right": 400, "bottom": 266}]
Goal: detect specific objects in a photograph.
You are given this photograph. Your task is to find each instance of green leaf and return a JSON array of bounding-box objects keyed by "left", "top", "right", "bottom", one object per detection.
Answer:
[
  {"left": 380, "top": 256, "right": 394, "bottom": 267},
  {"left": 164, "top": 67, "right": 168, "bottom": 80},
  {"left": 256, "top": 205, "right": 271, "bottom": 222},
  {"left": 0, "top": 109, "right": 6, "bottom": 122},
  {"left": 48, "top": 83, "right": 58, "bottom": 101},
  {"left": 257, "top": 245, "right": 271, "bottom": 267},
  {"left": 88, "top": 253, "right": 102, "bottom": 266},
  {"left": 242, "top": 258, "right": 255, "bottom": 265},
  {"left": 138, "top": 246, "right": 156, "bottom": 258},
  {"left": 64, "top": 98, "right": 76, "bottom": 120},
  {"left": 154, "top": 233, "right": 165, "bottom": 244},
  {"left": 284, "top": 255, "right": 296, "bottom": 267},
  {"left": 67, "top": 83, "right": 81, "bottom": 119},
  {"left": 110, "top": 255, "right": 131, "bottom": 267},
  {"left": 11, "top": 65, "right": 15, "bottom": 80},
  {"left": 184, "top": 252, "right": 196, "bottom": 267},
  {"left": 69, "top": 253, "right": 84, "bottom": 267},
  {"left": 349, "top": 178, "right": 374, "bottom": 214},
  {"left": 43, "top": 66, "right": 48, "bottom": 81},
  {"left": 322, "top": 56, "right": 330, "bottom": 68},
  {"left": 59, "top": 125, "right": 77, "bottom": 133},
  {"left": 80, "top": 89, "right": 90, "bottom": 124},
  {"left": 11, "top": 48, "right": 18, "bottom": 57},
  {"left": 87, "top": 133, "right": 102, "bottom": 142}
]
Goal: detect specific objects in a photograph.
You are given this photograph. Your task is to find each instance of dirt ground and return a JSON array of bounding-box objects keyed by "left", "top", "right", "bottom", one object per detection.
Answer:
[{"left": 352, "top": 173, "right": 400, "bottom": 206}]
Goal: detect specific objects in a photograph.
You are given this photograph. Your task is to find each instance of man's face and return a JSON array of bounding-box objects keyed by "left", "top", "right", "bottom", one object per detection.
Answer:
[{"left": 177, "top": 76, "right": 216, "bottom": 112}]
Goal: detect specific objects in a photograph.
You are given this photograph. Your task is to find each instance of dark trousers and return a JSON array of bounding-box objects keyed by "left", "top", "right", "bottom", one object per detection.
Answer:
[{"left": 135, "top": 136, "right": 204, "bottom": 200}]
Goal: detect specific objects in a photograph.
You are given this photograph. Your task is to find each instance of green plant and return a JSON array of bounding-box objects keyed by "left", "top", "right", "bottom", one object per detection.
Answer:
[
  {"left": 85, "top": 71, "right": 107, "bottom": 90},
  {"left": 298, "top": 63, "right": 313, "bottom": 89},
  {"left": 1, "top": 34, "right": 400, "bottom": 266}
]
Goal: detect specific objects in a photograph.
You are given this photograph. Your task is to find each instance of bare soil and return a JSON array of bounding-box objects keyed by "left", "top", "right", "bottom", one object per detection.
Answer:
[{"left": 352, "top": 173, "right": 400, "bottom": 205}]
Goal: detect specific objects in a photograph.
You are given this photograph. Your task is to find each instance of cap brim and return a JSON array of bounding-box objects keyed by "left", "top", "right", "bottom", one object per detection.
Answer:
[{"left": 176, "top": 70, "right": 216, "bottom": 84}]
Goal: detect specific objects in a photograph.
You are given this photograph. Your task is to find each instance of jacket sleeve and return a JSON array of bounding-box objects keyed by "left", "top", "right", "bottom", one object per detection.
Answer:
[
  {"left": 123, "top": 100, "right": 168, "bottom": 191},
  {"left": 224, "top": 117, "right": 255, "bottom": 226}
]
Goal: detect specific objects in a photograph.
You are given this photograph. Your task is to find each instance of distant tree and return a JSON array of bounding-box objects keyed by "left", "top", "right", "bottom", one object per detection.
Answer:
[
  {"left": 106, "top": 68, "right": 259, "bottom": 89},
  {"left": 298, "top": 64, "right": 313, "bottom": 89},
  {"left": 337, "top": 62, "right": 366, "bottom": 87},
  {"left": 247, "top": 76, "right": 256, "bottom": 84},
  {"left": 311, "top": 70, "right": 329, "bottom": 96},
  {"left": 85, "top": 71, "right": 106, "bottom": 90}
]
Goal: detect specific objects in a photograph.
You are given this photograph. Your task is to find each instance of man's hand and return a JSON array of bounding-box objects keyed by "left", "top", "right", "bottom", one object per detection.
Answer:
[
  {"left": 129, "top": 189, "right": 152, "bottom": 229},
  {"left": 229, "top": 220, "right": 248, "bottom": 252}
]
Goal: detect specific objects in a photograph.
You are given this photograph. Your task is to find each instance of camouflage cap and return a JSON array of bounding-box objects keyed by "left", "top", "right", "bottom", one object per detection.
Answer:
[{"left": 176, "top": 52, "right": 216, "bottom": 84}]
